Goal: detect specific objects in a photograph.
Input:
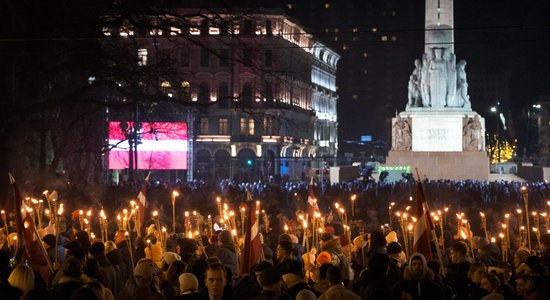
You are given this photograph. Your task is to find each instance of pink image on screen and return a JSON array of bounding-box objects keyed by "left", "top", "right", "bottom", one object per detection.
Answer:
[{"left": 108, "top": 122, "right": 188, "bottom": 170}]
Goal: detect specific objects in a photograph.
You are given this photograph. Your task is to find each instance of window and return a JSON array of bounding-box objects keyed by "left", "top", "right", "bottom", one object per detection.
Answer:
[
  {"left": 218, "top": 82, "right": 229, "bottom": 102},
  {"left": 198, "top": 82, "right": 209, "bottom": 103},
  {"left": 200, "top": 20, "right": 209, "bottom": 36},
  {"left": 200, "top": 48, "right": 209, "bottom": 67},
  {"left": 242, "top": 20, "right": 253, "bottom": 35},
  {"left": 243, "top": 49, "right": 252, "bottom": 66},
  {"left": 265, "top": 50, "right": 272, "bottom": 67},
  {"left": 240, "top": 118, "right": 247, "bottom": 135},
  {"left": 219, "top": 118, "right": 228, "bottom": 135},
  {"left": 219, "top": 49, "right": 230, "bottom": 67},
  {"left": 266, "top": 20, "right": 272, "bottom": 36},
  {"left": 180, "top": 48, "right": 190, "bottom": 66},
  {"left": 242, "top": 83, "right": 253, "bottom": 106},
  {"left": 248, "top": 119, "right": 255, "bottom": 135},
  {"left": 138, "top": 48, "right": 148, "bottom": 66},
  {"left": 200, "top": 118, "right": 209, "bottom": 134},
  {"left": 381, "top": 35, "right": 388, "bottom": 42}
]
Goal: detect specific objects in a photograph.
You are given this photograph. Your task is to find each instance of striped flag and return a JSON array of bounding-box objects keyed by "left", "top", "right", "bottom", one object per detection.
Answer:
[
  {"left": 137, "top": 172, "right": 151, "bottom": 226},
  {"left": 412, "top": 180, "right": 434, "bottom": 261},
  {"left": 108, "top": 122, "right": 188, "bottom": 170},
  {"left": 307, "top": 177, "right": 318, "bottom": 217},
  {"left": 240, "top": 192, "right": 262, "bottom": 275},
  {"left": 8, "top": 174, "right": 34, "bottom": 253}
]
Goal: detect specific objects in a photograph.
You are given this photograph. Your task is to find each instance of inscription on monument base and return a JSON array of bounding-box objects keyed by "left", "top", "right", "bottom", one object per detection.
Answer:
[{"left": 412, "top": 115, "right": 463, "bottom": 152}]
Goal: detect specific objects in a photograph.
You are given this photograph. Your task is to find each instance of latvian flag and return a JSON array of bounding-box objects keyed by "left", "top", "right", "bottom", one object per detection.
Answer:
[
  {"left": 137, "top": 172, "right": 150, "bottom": 226},
  {"left": 240, "top": 194, "right": 262, "bottom": 275},
  {"left": 412, "top": 180, "right": 434, "bottom": 261},
  {"left": 108, "top": 122, "right": 188, "bottom": 170}
]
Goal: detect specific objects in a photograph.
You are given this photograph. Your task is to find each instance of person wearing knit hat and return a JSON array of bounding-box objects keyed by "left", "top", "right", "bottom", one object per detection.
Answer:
[
  {"left": 316, "top": 251, "right": 332, "bottom": 266},
  {"left": 118, "top": 259, "right": 163, "bottom": 300},
  {"left": 164, "top": 252, "right": 182, "bottom": 266},
  {"left": 178, "top": 273, "right": 199, "bottom": 295},
  {"left": 513, "top": 247, "right": 531, "bottom": 268},
  {"left": 133, "top": 259, "right": 156, "bottom": 287}
]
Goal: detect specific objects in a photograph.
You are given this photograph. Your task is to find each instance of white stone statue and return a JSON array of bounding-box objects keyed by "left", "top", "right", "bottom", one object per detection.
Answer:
[
  {"left": 428, "top": 48, "right": 448, "bottom": 108},
  {"left": 463, "top": 115, "right": 483, "bottom": 151},
  {"left": 456, "top": 60, "right": 471, "bottom": 108},
  {"left": 407, "top": 59, "right": 423, "bottom": 108},
  {"left": 392, "top": 116, "right": 412, "bottom": 151}
]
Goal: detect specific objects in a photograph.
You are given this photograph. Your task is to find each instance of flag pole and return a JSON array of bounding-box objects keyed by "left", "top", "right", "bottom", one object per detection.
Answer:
[{"left": 414, "top": 169, "right": 445, "bottom": 275}]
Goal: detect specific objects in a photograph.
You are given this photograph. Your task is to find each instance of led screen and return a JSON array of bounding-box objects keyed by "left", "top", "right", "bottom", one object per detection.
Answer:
[{"left": 108, "top": 122, "right": 188, "bottom": 170}]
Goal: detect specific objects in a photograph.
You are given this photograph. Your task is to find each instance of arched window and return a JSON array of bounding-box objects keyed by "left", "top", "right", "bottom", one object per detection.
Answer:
[{"left": 198, "top": 82, "right": 209, "bottom": 103}]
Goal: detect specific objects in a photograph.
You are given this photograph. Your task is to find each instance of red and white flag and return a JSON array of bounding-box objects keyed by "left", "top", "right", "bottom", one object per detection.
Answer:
[
  {"left": 412, "top": 180, "right": 434, "bottom": 261},
  {"left": 137, "top": 172, "right": 151, "bottom": 226},
  {"left": 108, "top": 122, "right": 188, "bottom": 170},
  {"left": 9, "top": 173, "right": 34, "bottom": 252},
  {"left": 240, "top": 192, "right": 262, "bottom": 275},
  {"left": 307, "top": 177, "right": 318, "bottom": 217}
]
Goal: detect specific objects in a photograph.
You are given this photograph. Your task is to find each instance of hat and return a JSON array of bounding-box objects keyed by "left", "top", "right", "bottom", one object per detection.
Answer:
[
  {"left": 42, "top": 234, "right": 57, "bottom": 248},
  {"left": 316, "top": 251, "right": 332, "bottom": 265},
  {"left": 385, "top": 231, "right": 398, "bottom": 244},
  {"left": 282, "top": 273, "right": 303, "bottom": 288},
  {"left": 514, "top": 248, "right": 530, "bottom": 263},
  {"left": 179, "top": 273, "right": 199, "bottom": 293},
  {"left": 278, "top": 233, "right": 292, "bottom": 244},
  {"left": 320, "top": 232, "right": 333, "bottom": 242},
  {"left": 387, "top": 242, "right": 402, "bottom": 255},
  {"left": 89, "top": 242, "right": 105, "bottom": 257},
  {"left": 289, "top": 234, "right": 299, "bottom": 244},
  {"left": 324, "top": 226, "right": 335, "bottom": 235},
  {"left": 258, "top": 267, "right": 281, "bottom": 287},
  {"left": 164, "top": 252, "right": 181, "bottom": 266},
  {"left": 134, "top": 260, "right": 156, "bottom": 286}
]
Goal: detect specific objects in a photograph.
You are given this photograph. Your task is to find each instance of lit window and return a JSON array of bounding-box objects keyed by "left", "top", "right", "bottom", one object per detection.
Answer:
[
  {"left": 248, "top": 119, "right": 255, "bottom": 135},
  {"left": 352, "top": 28, "right": 358, "bottom": 33},
  {"left": 200, "top": 118, "right": 209, "bottom": 134},
  {"left": 372, "top": 27, "right": 378, "bottom": 32},
  {"left": 334, "top": 36, "right": 338, "bottom": 42},
  {"left": 161, "top": 81, "right": 171, "bottom": 88},
  {"left": 219, "top": 118, "right": 229, "bottom": 135},
  {"left": 381, "top": 35, "right": 388, "bottom": 41},
  {"left": 391, "top": 36, "right": 397, "bottom": 41},
  {"left": 138, "top": 48, "right": 148, "bottom": 66},
  {"left": 353, "top": 94, "right": 358, "bottom": 100},
  {"left": 181, "top": 81, "right": 190, "bottom": 88},
  {"left": 325, "top": 3, "right": 331, "bottom": 9},
  {"left": 363, "top": 52, "right": 368, "bottom": 58},
  {"left": 342, "top": 44, "right": 349, "bottom": 50},
  {"left": 334, "top": 28, "right": 339, "bottom": 33},
  {"left": 287, "top": 4, "right": 293, "bottom": 9},
  {"left": 240, "top": 118, "right": 247, "bottom": 135}
]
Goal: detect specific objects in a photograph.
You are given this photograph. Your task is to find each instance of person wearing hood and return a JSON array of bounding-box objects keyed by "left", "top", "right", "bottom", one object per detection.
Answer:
[
  {"left": 216, "top": 230, "right": 239, "bottom": 280},
  {"left": 391, "top": 252, "right": 444, "bottom": 300}
]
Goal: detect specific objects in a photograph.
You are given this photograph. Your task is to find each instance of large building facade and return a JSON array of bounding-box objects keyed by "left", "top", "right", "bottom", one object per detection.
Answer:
[{"left": 105, "top": 9, "right": 339, "bottom": 182}]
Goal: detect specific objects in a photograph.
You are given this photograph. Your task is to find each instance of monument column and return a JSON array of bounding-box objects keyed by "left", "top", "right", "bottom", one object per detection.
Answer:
[{"left": 386, "top": 0, "right": 489, "bottom": 181}]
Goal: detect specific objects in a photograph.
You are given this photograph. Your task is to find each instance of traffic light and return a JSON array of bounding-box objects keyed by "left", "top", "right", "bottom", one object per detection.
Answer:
[{"left": 246, "top": 159, "right": 253, "bottom": 166}]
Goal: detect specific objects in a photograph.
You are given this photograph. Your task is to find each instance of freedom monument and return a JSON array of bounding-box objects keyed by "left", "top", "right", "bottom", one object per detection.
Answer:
[{"left": 386, "top": 0, "right": 489, "bottom": 180}]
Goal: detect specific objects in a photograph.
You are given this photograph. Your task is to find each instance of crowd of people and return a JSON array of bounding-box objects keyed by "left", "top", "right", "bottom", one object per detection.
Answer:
[{"left": 1, "top": 178, "right": 550, "bottom": 299}]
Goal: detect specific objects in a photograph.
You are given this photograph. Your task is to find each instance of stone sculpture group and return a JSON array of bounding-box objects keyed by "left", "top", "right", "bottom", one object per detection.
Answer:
[{"left": 407, "top": 47, "right": 471, "bottom": 109}]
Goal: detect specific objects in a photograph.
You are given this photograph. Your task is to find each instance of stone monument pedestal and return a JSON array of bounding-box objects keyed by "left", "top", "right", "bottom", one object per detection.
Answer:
[
  {"left": 386, "top": 150, "right": 489, "bottom": 181},
  {"left": 386, "top": 110, "right": 489, "bottom": 181}
]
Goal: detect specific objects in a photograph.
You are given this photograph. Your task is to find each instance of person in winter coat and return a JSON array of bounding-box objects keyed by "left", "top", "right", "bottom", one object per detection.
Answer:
[
  {"left": 391, "top": 253, "right": 445, "bottom": 300},
  {"left": 216, "top": 231, "right": 239, "bottom": 280}
]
